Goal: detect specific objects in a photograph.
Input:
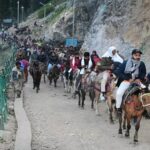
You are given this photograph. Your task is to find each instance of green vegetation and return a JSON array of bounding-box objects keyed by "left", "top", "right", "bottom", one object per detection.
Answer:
[
  {"left": 38, "top": 4, "right": 55, "bottom": 19},
  {"left": 0, "top": 0, "right": 68, "bottom": 22},
  {"left": 48, "top": 4, "right": 67, "bottom": 24},
  {"left": 0, "top": 46, "right": 12, "bottom": 66},
  {"left": 37, "top": 0, "right": 68, "bottom": 19},
  {"left": 48, "top": 0, "right": 68, "bottom": 6}
]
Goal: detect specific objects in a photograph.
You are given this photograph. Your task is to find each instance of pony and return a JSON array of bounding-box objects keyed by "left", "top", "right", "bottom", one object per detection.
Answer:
[
  {"left": 29, "top": 61, "right": 42, "bottom": 93},
  {"left": 39, "top": 62, "right": 47, "bottom": 83},
  {"left": 118, "top": 83, "right": 150, "bottom": 142},
  {"left": 48, "top": 65, "right": 60, "bottom": 87},
  {"left": 89, "top": 70, "right": 117, "bottom": 121}
]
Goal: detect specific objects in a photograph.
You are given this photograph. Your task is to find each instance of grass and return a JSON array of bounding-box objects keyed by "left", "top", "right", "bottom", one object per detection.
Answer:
[
  {"left": 37, "top": 0, "right": 68, "bottom": 19},
  {"left": 48, "top": 0, "right": 68, "bottom": 6},
  {"left": 47, "top": 4, "right": 69, "bottom": 24},
  {"left": 38, "top": 4, "right": 55, "bottom": 19}
]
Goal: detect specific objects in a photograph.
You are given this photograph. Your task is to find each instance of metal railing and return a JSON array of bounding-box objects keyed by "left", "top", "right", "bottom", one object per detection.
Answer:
[{"left": 0, "top": 45, "right": 17, "bottom": 129}]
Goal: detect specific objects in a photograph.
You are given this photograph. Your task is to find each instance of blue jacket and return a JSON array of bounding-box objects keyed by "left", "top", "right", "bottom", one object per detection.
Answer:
[{"left": 114, "top": 60, "right": 146, "bottom": 86}]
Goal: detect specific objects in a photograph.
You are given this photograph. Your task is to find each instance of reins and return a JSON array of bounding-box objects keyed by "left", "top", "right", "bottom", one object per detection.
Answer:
[{"left": 140, "top": 93, "right": 150, "bottom": 107}]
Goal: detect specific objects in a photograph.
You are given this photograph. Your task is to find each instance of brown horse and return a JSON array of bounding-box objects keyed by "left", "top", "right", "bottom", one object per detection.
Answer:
[{"left": 118, "top": 84, "right": 150, "bottom": 142}]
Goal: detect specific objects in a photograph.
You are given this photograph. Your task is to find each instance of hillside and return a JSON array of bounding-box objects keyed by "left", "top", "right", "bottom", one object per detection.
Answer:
[{"left": 19, "top": 0, "right": 150, "bottom": 70}]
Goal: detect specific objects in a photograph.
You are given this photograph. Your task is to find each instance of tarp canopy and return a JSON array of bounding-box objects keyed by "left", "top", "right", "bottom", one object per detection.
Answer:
[{"left": 65, "top": 38, "right": 78, "bottom": 47}]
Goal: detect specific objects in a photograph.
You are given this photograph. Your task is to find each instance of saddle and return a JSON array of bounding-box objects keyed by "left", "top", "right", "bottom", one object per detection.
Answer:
[{"left": 122, "top": 83, "right": 141, "bottom": 103}]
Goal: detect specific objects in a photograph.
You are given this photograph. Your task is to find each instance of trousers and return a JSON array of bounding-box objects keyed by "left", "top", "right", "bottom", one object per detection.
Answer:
[
  {"left": 116, "top": 80, "right": 130, "bottom": 108},
  {"left": 101, "top": 71, "right": 110, "bottom": 92}
]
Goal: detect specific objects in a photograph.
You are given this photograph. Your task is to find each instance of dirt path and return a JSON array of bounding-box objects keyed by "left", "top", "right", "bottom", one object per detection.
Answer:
[{"left": 24, "top": 75, "right": 150, "bottom": 150}]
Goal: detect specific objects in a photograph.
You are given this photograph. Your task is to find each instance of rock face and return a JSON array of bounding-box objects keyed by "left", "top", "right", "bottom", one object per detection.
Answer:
[
  {"left": 46, "top": 0, "right": 150, "bottom": 56},
  {"left": 82, "top": 0, "right": 150, "bottom": 56},
  {"left": 71, "top": 0, "right": 150, "bottom": 70}
]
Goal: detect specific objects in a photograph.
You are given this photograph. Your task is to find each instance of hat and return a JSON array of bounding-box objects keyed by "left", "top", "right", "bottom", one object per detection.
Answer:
[{"left": 132, "top": 49, "right": 142, "bottom": 55}]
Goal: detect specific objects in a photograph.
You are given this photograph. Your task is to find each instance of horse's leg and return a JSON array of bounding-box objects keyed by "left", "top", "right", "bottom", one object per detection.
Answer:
[
  {"left": 68, "top": 80, "right": 72, "bottom": 93},
  {"left": 125, "top": 115, "right": 131, "bottom": 137},
  {"left": 134, "top": 116, "right": 142, "bottom": 142},
  {"left": 118, "top": 110, "right": 123, "bottom": 134},
  {"left": 89, "top": 89, "right": 95, "bottom": 109},
  {"left": 33, "top": 82, "right": 35, "bottom": 89},
  {"left": 72, "top": 79, "right": 77, "bottom": 99},
  {"left": 54, "top": 79, "right": 57, "bottom": 88},
  {"left": 81, "top": 89, "right": 86, "bottom": 108},
  {"left": 107, "top": 96, "right": 114, "bottom": 123},
  {"left": 33, "top": 79, "right": 36, "bottom": 89},
  {"left": 66, "top": 80, "right": 69, "bottom": 93},
  {"left": 44, "top": 74, "right": 46, "bottom": 83},
  {"left": 64, "top": 78, "right": 67, "bottom": 92},
  {"left": 36, "top": 86, "right": 39, "bottom": 93},
  {"left": 95, "top": 91, "right": 100, "bottom": 115},
  {"left": 78, "top": 91, "right": 81, "bottom": 107},
  {"left": 123, "top": 112, "right": 127, "bottom": 129},
  {"left": 49, "top": 77, "right": 52, "bottom": 85}
]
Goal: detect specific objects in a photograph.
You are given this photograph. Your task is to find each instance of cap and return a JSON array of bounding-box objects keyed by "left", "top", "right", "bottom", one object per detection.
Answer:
[{"left": 132, "top": 49, "right": 142, "bottom": 55}]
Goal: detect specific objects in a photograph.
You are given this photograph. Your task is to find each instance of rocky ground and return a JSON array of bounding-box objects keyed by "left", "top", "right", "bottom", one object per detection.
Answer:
[{"left": 24, "top": 75, "right": 150, "bottom": 150}]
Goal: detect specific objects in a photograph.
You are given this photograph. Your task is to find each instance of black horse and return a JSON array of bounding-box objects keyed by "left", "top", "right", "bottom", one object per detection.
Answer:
[
  {"left": 48, "top": 65, "right": 60, "bottom": 87},
  {"left": 29, "top": 61, "right": 42, "bottom": 93}
]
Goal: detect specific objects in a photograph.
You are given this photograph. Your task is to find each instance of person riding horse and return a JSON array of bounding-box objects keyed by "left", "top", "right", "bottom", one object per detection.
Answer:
[
  {"left": 75, "top": 51, "right": 93, "bottom": 85},
  {"left": 114, "top": 49, "right": 146, "bottom": 114},
  {"left": 37, "top": 50, "right": 47, "bottom": 64},
  {"left": 47, "top": 52, "right": 61, "bottom": 75},
  {"left": 100, "top": 46, "right": 124, "bottom": 101},
  {"left": 30, "top": 50, "right": 38, "bottom": 63},
  {"left": 91, "top": 50, "right": 101, "bottom": 70}
]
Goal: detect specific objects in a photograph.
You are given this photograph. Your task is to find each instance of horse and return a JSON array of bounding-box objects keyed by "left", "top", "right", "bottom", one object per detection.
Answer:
[
  {"left": 74, "top": 69, "right": 96, "bottom": 108},
  {"left": 48, "top": 65, "right": 60, "bottom": 87},
  {"left": 63, "top": 68, "right": 74, "bottom": 93},
  {"left": 89, "top": 70, "right": 117, "bottom": 121},
  {"left": 29, "top": 61, "right": 42, "bottom": 93},
  {"left": 118, "top": 83, "right": 150, "bottom": 142},
  {"left": 39, "top": 62, "right": 47, "bottom": 83}
]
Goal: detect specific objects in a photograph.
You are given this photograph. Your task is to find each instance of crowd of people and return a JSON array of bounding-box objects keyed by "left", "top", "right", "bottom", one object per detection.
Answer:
[
  {"left": 2, "top": 24, "right": 148, "bottom": 124},
  {"left": 10, "top": 35, "right": 150, "bottom": 107}
]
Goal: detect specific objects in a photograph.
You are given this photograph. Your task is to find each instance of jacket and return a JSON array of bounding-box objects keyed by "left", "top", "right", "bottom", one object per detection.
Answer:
[{"left": 114, "top": 60, "right": 146, "bottom": 86}]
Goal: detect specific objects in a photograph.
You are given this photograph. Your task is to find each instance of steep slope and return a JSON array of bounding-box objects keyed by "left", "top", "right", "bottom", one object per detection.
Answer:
[{"left": 21, "top": 0, "right": 150, "bottom": 69}]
